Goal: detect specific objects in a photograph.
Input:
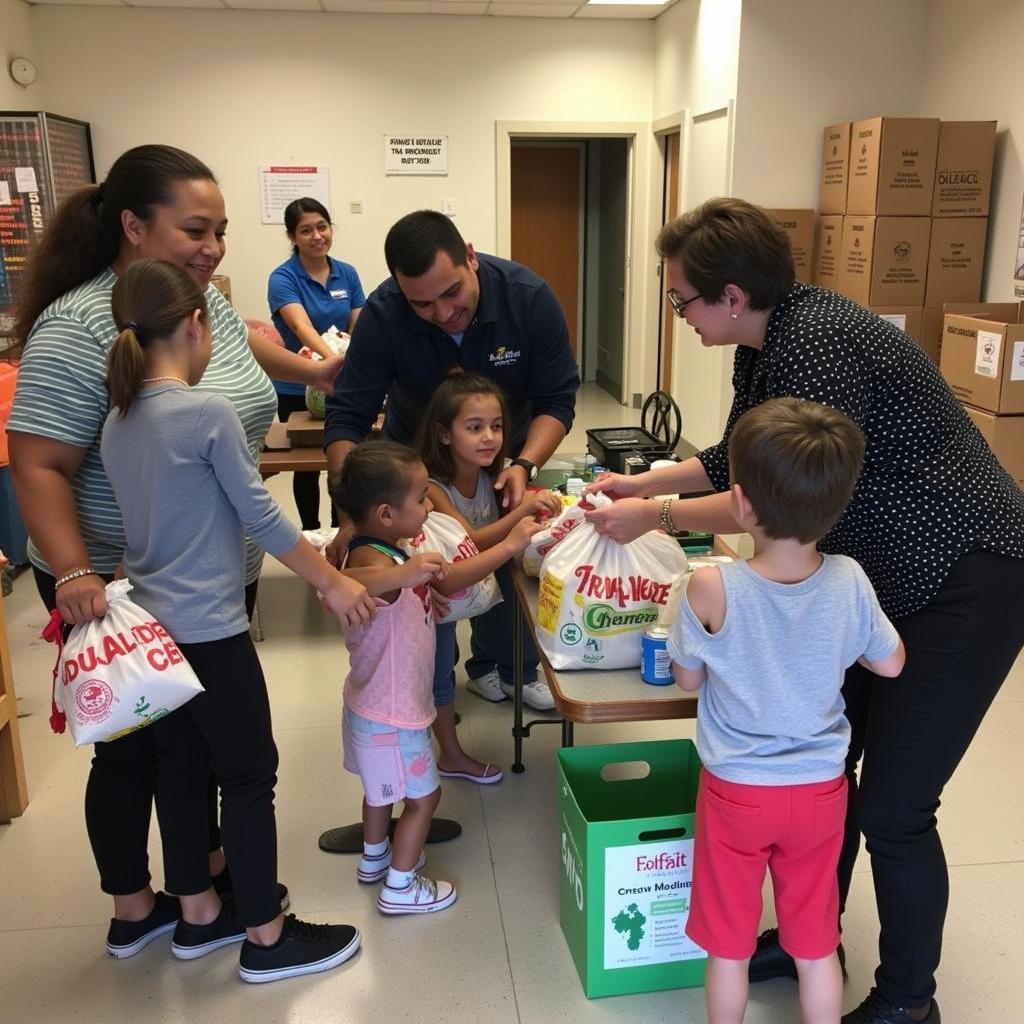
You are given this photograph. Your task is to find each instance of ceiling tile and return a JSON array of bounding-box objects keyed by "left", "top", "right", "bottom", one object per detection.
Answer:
[
  {"left": 488, "top": 2, "right": 579, "bottom": 16},
  {"left": 320, "top": 0, "right": 430, "bottom": 11},
  {"left": 226, "top": 0, "right": 322, "bottom": 8},
  {"left": 574, "top": 3, "right": 666, "bottom": 17},
  {"left": 430, "top": 1, "right": 488, "bottom": 12}
]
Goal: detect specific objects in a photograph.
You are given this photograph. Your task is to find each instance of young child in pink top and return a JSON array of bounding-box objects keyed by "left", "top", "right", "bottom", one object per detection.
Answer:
[
  {"left": 331, "top": 439, "right": 544, "bottom": 915},
  {"left": 331, "top": 440, "right": 453, "bottom": 915}
]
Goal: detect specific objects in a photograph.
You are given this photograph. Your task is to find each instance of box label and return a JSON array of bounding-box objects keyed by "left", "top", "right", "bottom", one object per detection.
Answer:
[
  {"left": 975, "top": 329, "right": 1002, "bottom": 378},
  {"left": 879, "top": 313, "right": 907, "bottom": 330},
  {"left": 603, "top": 840, "right": 705, "bottom": 970},
  {"left": 1012, "top": 341, "right": 1024, "bottom": 382}
]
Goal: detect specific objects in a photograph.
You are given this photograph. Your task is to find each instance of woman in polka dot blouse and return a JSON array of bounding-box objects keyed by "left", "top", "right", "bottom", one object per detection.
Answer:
[{"left": 586, "top": 198, "right": 1024, "bottom": 1024}]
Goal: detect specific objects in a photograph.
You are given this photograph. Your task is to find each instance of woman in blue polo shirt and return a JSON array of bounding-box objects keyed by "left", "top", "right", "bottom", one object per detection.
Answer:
[{"left": 268, "top": 198, "right": 365, "bottom": 529}]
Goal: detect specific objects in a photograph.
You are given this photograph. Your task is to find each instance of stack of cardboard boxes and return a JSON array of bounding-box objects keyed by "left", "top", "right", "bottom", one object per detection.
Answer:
[{"left": 812, "top": 117, "right": 996, "bottom": 364}]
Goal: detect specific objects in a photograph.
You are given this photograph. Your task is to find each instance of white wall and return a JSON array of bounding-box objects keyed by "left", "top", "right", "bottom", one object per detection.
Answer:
[
  {"left": 1, "top": 0, "right": 43, "bottom": 110},
  {"left": 651, "top": 0, "right": 741, "bottom": 448},
  {"left": 31, "top": 7, "right": 653, "bottom": 322},
  {"left": 732, "top": 0, "right": 929, "bottom": 207},
  {"left": 921, "top": 0, "right": 1024, "bottom": 301}
]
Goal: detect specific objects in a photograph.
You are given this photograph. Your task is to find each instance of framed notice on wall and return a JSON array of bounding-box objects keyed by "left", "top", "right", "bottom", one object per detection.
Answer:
[
  {"left": 384, "top": 135, "right": 448, "bottom": 176},
  {"left": 258, "top": 165, "right": 330, "bottom": 225}
]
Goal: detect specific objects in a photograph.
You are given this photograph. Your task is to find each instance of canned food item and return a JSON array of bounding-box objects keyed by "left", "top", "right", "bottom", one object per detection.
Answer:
[{"left": 641, "top": 627, "right": 673, "bottom": 685}]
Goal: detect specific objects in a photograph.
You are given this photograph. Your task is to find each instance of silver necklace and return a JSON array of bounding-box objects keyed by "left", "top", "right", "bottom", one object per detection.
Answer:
[{"left": 141, "top": 376, "right": 189, "bottom": 386}]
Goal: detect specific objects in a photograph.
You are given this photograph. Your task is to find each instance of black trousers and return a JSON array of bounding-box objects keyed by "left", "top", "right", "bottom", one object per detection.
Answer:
[
  {"left": 152, "top": 632, "right": 281, "bottom": 927},
  {"left": 837, "top": 551, "right": 1024, "bottom": 1008},
  {"left": 277, "top": 392, "right": 337, "bottom": 531},
  {"left": 35, "top": 567, "right": 256, "bottom": 895}
]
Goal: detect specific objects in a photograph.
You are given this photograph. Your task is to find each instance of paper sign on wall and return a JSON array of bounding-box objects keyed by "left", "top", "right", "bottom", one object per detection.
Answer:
[
  {"left": 258, "top": 165, "right": 330, "bottom": 225},
  {"left": 0, "top": 182, "right": 10, "bottom": 205},
  {"left": 384, "top": 135, "right": 448, "bottom": 176},
  {"left": 975, "top": 329, "right": 1002, "bottom": 378}
]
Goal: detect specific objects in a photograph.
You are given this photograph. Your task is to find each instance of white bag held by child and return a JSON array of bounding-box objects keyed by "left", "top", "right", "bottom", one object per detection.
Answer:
[
  {"left": 522, "top": 497, "right": 588, "bottom": 577},
  {"left": 402, "top": 510, "right": 502, "bottom": 624},
  {"left": 43, "top": 579, "right": 204, "bottom": 747},
  {"left": 535, "top": 494, "right": 688, "bottom": 670}
]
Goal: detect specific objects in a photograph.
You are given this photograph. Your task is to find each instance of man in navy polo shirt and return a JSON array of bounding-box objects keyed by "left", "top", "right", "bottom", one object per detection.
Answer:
[{"left": 325, "top": 209, "right": 580, "bottom": 711}]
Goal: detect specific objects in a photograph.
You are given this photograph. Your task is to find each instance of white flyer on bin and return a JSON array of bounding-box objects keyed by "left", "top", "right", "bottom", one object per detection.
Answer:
[
  {"left": 975, "top": 329, "right": 1002, "bottom": 377},
  {"left": 1011, "top": 341, "right": 1024, "bottom": 382},
  {"left": 603, "top": 839, "right": 705, "bottom": 970}
]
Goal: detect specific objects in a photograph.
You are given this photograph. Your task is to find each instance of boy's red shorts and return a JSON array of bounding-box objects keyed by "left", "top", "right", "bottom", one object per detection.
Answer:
[{"left": 685, "top": 769, "right": 847, "bottom": 961}]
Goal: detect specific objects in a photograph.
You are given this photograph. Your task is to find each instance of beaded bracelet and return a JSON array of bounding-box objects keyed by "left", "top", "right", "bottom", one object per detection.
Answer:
[{"left": 54, "top": 567, "right": 99, "bottom": 590}]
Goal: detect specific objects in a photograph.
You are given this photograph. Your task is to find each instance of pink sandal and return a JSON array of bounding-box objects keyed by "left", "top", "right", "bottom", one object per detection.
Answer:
[{"left": 438, "top": 763, "right": 503, "bottom": 785}]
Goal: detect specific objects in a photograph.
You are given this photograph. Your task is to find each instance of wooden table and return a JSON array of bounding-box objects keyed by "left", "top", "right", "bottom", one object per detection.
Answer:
[
  {"left": 0, "top": 592, "right": 29, "bottom": 821},
  {"left": 508, "top": 537, "right": 736, "bottom": 772},
  {"left": 259, "top": 411, "right": 384, "bottom": 477}
]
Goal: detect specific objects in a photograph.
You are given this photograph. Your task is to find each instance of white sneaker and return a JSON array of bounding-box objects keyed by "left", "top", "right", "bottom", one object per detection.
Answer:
[
  {"left": 357, "top": 845, "right": 427, "bottom": 884},
  {"left": 466, "top": 669, "right": 507, "bottom": 703},
  {"left": 500, "top": 679, "right": 556, "bottom": 711},
  {"left": 377, "top": 874, "right": 457, "bottom": 915}
]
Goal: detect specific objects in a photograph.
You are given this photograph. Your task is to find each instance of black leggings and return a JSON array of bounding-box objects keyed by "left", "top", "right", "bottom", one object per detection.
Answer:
[
  {"left": 153, "top": 632, "right": 280, "bottom": 927},
  {"left": 837, "top": 551, "right": 1024, "bottom": 1008},
  {"left": 35, "top": 567, "right": 257, "bottom": 895},
  {"left": 277, "top": 392, "right": 337, "bottom": 531}
]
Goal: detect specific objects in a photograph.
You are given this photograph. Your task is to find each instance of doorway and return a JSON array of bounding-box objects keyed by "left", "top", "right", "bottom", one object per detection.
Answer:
[{"left": 505, "top": 130, "right": 633, "bottom": 402}]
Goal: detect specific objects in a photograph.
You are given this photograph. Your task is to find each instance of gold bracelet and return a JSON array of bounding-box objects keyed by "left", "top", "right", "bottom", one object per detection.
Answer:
[{"left": 659, "top": 498, "right": 680, "bottom": 536}]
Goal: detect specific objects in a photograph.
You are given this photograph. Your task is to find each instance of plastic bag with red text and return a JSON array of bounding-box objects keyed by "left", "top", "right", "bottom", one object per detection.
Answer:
[
  {"left": 43, "top": 579, "right": 203, "bottom": 747},
  {"left": 535, "top": 497, "right": 688, "bottom": 670}
]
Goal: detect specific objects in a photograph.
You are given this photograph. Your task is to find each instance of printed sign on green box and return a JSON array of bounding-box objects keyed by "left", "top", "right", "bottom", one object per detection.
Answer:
[{"left": 558, "top": 739, "right": 706, "bottom": 999}]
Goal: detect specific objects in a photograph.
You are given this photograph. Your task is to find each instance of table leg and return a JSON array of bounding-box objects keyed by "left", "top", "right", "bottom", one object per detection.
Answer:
[
  {"left": 512, "top": 587, "right": 525, "bottom": 773},
  {"left": 561, "top": 719, "right": 574, "bottom": 747}
]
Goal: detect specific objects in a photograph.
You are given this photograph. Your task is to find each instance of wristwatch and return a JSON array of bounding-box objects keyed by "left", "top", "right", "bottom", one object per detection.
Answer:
[{"left": 510, "top": 457, "right": 538, "bottom": 481}]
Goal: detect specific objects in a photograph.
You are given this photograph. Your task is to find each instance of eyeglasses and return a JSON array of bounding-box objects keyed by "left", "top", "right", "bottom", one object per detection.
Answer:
[{"left": 667, "top": 289, "right": 702, "bottom": 318}]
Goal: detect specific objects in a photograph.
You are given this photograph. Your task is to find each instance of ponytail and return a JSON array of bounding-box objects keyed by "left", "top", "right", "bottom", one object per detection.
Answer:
[
  {"left": 6, "top": 144, "right": 217, "bottom": 358},
  {"left": 106, "top": 328, "right": 147, "bottom": 418},
  {"left": 108, "top": 259, "right": 207, "bottom": 418}
]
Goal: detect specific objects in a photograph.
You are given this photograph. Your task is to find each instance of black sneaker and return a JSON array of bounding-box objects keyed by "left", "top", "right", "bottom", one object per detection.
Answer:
[
  {"left": 213, "top": 867, "right": 290, "bottom": 912},
  {"left": 171, "top": 899, "right": 246, "bottom": 960},
  {"left": 842, "top": 990, "right": 941, "bottom": 1024},
  {"left": 748, "top": 927, "right": 848, "bottom": 983},
  {"left": 238, "top": 915, "right": 360, "bottom": 984},
  {"left": 106, "top": 891, "right": 181, "bottom": 959}
]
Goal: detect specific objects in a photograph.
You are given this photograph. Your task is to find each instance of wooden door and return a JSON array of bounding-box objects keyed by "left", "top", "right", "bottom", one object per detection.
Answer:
[
  {"left": 511, "top": 145, "right": 581, "bottom": 360},
  {"left": 660, "top": 130, "right": 681, "bottom": 392}
]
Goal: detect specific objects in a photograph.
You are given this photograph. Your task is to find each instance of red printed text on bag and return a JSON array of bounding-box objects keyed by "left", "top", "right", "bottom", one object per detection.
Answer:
[
  {"left": 573, "top": 565, "right": 672, "bottom": 609},
  {"left": 61, "top": 621, "right": 186, "bottom": 685}
]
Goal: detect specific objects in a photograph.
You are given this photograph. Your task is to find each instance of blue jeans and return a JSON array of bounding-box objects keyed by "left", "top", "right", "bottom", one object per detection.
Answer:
[{"left": 431, "top": 564, "right": 539, "bottom": 706}]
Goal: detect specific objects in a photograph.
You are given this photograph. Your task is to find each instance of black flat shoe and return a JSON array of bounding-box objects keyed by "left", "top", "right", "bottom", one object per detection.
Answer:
[
  {"left": 748, "top": 927, "right": 847, "bottom": 983},
  {"left": 842, "top": 989, "right": 941, "bottom": 1024}
]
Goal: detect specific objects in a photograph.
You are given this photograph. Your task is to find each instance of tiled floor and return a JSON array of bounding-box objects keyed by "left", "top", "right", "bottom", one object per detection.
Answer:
[{"left": 2, "top": 384, "right": 1022, "bottom": 1023}]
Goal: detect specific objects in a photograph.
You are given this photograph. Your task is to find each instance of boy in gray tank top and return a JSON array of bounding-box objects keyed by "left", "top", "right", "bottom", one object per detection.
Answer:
[{"left": 667, "top": 398, "right": 904, "bottom": 1024}]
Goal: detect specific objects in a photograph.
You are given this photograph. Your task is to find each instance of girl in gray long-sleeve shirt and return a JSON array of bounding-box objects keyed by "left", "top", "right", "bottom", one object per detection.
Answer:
[{"left": 99, "top": 259, "right": 379, "bottom": 985}]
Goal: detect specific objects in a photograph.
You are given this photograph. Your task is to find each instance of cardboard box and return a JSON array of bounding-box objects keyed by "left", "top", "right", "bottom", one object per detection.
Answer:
[
  {"left": 932, "top": 121, "right": 997, "bottom": 217},
  {"left": 941, "top": 309, "right": 1024, "bottom": 413},
  {"left": 925, "top": 217, "right": 987, "bottom": 307},
  {"left": 869, "top": 306, "right": 923, "bottom": 345},
  {"left": 211, "top": 274, "right": 232, "bottom": 304},
  {"left": 819, "top": 122, "right": 851, "bottom": 214},
  {"left": 813, "top": 214, "right": 843, "bottom": 289},
  {"left": 838, "top": 216, "right": 931, "bottom": 306},
  {"left": 846, "top": 117, "right": 940, "bottom": 216},
  {"left": 922, "top": 302, "right": 1021, "bottom": 366},
  {"left": 558, "top": 739, "right": 707, "bottom": 998},
  {"left": 767, "top": 209, "right": 814, "bottom": 284},
  {"left": 961, "top": 404, "right": 1024, "bottom": 488}
]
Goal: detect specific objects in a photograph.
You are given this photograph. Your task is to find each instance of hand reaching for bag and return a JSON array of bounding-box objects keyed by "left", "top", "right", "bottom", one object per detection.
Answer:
[
  {"left": 506, "top": 516, "right": 547, "bottom": 554},
  {"left": 399, "top": 552, "right": 448, "bottom": 589},
  {"left": 522, "top": 488, "right": 564, "bottom": 521}
]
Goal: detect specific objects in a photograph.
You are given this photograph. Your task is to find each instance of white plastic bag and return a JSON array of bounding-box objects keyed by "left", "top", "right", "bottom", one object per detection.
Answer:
[
  {"left": 535, "top": 497, "right": 689, "bottom": 670},
  {"left": 522, "top": 498, "right": 588, "bottom": 577},
  {"left": 303, "top": 328, "right": 350, "bottom": 419},
  {"left": 401, "top": 511, "right": 502, "bottom": 623},
  {"left": 44, "top": 579, "right": 204, "bottom": 747}
]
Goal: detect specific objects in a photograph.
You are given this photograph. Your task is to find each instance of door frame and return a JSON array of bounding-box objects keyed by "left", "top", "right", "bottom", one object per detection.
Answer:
[{"left": 496, "top": 121, "right": 645, "bottom": 407}]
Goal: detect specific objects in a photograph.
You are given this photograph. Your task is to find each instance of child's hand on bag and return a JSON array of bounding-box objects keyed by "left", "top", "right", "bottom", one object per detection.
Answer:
[
  {"left": 507, "top": 516, "right": 547, "bottom": 554},
  {"left": 57, "top": 574, "right": 109, "bottom": 625},
  {"left": 526, "top": 489, "right": 563, "bottom": 521},
  {"left": 401, "top": 552, "right": 448, "bottom": 589},
  {"left": 322, "top": 572, "right": 376, "bottom": 628}
]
